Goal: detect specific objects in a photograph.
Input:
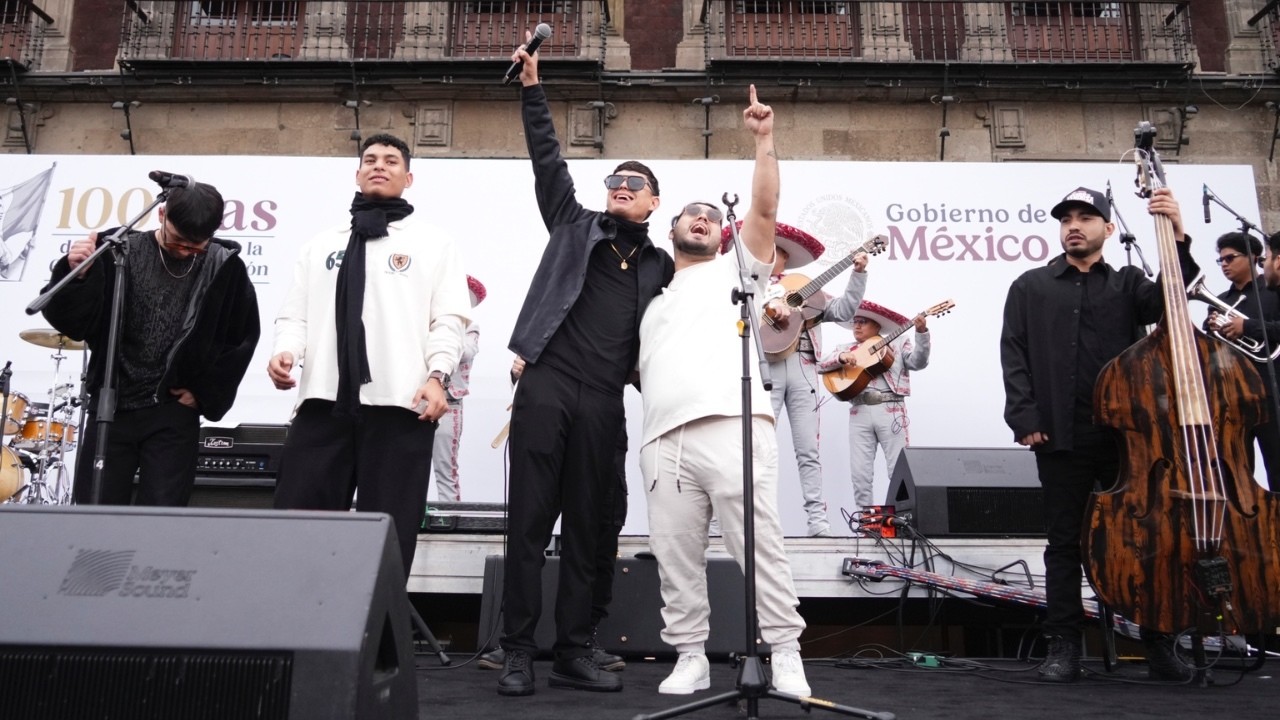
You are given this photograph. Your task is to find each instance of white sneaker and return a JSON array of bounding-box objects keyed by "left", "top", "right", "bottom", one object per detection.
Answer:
[
  {"left": 658, "top": 652, "right": 711, "bottom": 695},
  {"left": 770, "top": 649, "right": 811, "bottom": 697}
]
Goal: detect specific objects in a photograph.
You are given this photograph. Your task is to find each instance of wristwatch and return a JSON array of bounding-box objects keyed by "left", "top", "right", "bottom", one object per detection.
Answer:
[{"left": 428, "top": 370, "right": 449, "bottom": 386}]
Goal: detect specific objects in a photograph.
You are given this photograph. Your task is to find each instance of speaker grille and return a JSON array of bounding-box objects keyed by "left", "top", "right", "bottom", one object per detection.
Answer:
[
  {"left": 945, "top": 487, "right": 1044, "bottom": 536},
  {"left": 0, "top": 647, "right": 292, "bottom": 720}
]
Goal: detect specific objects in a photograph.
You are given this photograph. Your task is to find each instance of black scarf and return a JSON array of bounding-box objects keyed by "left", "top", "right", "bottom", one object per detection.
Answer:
[{"left": 334, "top": 192, "right": 414, "bottom": 418}]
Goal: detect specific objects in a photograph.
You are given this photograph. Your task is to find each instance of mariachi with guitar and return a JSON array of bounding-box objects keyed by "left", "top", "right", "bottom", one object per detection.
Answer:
[{"left": 820, "top": 299, "right": 956, "bottom": 401}]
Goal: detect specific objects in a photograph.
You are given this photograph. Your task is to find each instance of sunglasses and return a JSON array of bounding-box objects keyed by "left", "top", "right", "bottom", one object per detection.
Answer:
[
  {"left": 604, "top": 174, "right": 651, "bottom": 192},
  {"left": 160, "top": 224, "right": 210, "bottom": 255},
  {"left": 1215, "top": 253, "right": 1244, "bottom": 265},
  {"left": 682, "top": 203, "right": 723, "bottom": 224}
]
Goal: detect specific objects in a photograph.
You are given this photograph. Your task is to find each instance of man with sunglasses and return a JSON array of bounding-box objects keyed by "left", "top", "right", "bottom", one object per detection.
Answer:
[
  {"left": 635, "top": 85, "right": 811, "bottom": 698},
  {"left": 497, "top": 36, "right": 675, "bottom": 697},
  {"left": 41, "top": 182, "right": 260, "bottom": 506},
  {"left": 1200, "top": 232, "right": 1280, "bottom": 488}
]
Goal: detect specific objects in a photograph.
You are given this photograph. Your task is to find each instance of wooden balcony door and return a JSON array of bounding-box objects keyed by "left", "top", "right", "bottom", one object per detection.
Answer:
[
  {"left": 175, "top": 1, "right": 306, "bottom": 60},
  {"left": 1007, "top": 2, "right": 1134, "bottom": 61}
]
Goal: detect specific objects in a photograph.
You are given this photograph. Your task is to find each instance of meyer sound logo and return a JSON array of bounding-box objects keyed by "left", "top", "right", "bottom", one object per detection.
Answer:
[
  {"left": 58, "top": 548, "right": 198, "bottom": 599},
  {"left": 58, "top": 549, "right": 135, "bottom": 596}
]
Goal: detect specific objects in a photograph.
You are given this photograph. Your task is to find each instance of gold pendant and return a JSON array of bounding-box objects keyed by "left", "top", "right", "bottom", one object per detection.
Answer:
[{"left": 620, "top": 260, "right": 629, "bottom": 270}]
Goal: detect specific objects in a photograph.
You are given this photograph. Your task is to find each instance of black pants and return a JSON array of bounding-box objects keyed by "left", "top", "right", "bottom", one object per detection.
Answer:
[
  {"left": 501, "top": 363, "right": 625, "bottom": 659},
  {"left": 1034, "top": 433, "right": 1119, "bottom": 640},
  {"left": 1249, "top": 418, "right": 1280, "bottom": 491},
  {"left": 73, "top": 401, "right": 200, "bottom": 506},
  {"left": 273, "top": 399, "right": 436, "bottom": 581},
  {"left": 590, "top": 428, "right": 630, "bottom": 628}
]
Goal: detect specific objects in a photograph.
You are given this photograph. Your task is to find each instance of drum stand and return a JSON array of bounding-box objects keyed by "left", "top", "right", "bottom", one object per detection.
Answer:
[{"left": 10, "top": 339, "right": 80, "bottom": 505}]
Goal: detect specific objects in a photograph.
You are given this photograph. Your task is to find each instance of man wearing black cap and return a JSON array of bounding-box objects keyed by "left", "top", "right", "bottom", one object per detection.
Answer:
[{"left": 1000, "top": 184, "right": 1198, "bottom": 683}]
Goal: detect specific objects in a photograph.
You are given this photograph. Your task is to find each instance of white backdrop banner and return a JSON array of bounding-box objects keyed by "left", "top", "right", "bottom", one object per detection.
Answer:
[{"left": 0, "top": 154, "right": 1265, "bottom": 534}]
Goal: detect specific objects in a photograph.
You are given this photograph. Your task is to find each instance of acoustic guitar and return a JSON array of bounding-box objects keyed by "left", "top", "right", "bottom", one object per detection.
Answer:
[
  {"left": 760, "top": 235, "right": 888, "bottom": 361},
  {"left": 822, "top": 299, "right": 955, "bottom": 401}
]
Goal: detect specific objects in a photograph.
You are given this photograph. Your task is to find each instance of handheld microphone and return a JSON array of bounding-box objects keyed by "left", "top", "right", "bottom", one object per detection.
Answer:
[
  {"left": 503, "top": 23, "right": 552, "bottom": 85},
  {"left": 149, "top": 170, "right": 195, "bottom": 189},
  {"left": 1203, "top": 185, "right": 1212, "bottom": 224}
]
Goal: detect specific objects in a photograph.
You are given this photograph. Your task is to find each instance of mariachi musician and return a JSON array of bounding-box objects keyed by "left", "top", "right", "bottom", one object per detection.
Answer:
[
  {"left": 722, "top": 222, "right": 869, "bottom": 537},
  {"left": 817, "top": 301, "right": 930, "bottom": 514}
]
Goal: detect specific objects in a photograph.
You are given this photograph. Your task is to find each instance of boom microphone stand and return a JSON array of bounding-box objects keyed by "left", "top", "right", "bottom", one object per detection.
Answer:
[
  {"left": 26, "top": 185, "right": 171, "bottom": 505},
  {"left": 1108, "top": 181, "right": 1153, "bottom": 277},
  {"left": 634, "top": 194, "right": 892, "bottom": 720}
]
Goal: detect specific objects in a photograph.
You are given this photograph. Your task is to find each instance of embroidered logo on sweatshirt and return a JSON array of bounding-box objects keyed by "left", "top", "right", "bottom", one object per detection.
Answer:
[{"left": 389, "top": 253, "right": 412, "bottom": 273}]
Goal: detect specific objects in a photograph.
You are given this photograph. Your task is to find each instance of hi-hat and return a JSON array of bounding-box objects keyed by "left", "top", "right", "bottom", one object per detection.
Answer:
[{"left": 19, "top": 329, "right": 85, "bottom": 351}]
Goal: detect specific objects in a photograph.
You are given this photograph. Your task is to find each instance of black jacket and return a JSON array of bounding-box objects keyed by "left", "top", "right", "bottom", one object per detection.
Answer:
[
  {"left": 507, "top": 84, "right": 674, "bottom": 369},
  {"left": 41, "top": 230, "right": 260, "bottom": 421},
  {"left": 1001, "top": 245, "right": 1198, "bottom": 453}
]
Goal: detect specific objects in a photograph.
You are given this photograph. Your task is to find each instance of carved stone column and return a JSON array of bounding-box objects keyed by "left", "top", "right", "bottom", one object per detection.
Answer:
[
  {"left": 298, "top": 1, "right": 351, "bottom": 60},
  {"left": 959, "top": 2, "right": 1013, "bottom": 62},
  {"left": 860, "top": 3, "right": 915, "bottom": 62},
  {"left": 394, "top": 1, "right": 448, "bottom": 60},
  {"left": 1223, "top": 0, "right": 1266, "bottom": 74},
  {"left": 675, "top": 0, "right": 719, "bottom": 69}
]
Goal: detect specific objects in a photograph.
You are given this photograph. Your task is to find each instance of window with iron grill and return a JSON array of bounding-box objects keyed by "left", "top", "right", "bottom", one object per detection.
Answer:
[
  {"left": 733, "top": 1, "right": 850, "bottom": 14},
  {"left": 1012, "top": 2, "right": 1121, "bottom": 19},
  {"left": 193, "top": 1, "right": 299, "bottom": 24}
]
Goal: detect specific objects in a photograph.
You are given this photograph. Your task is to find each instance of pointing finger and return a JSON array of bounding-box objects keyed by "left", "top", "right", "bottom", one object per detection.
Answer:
[{"left": 749, "top": 84, "right": 758, "bottom": 106}]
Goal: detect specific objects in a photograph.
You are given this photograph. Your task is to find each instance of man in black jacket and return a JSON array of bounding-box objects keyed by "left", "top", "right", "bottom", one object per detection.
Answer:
[
  {"left": 42, "top": 182, "right": 260, "bottom": 506},
  {"left": 497, "top": 37, "right": 674, "bottom": 697},
  {"left": 1001, "top": 185, "right": 1196, "bottom": 683}
]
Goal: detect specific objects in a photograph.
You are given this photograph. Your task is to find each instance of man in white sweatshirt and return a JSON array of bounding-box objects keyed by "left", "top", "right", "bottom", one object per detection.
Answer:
[{"left": 268, "top": 133, "right": 470, "bottom": 579}]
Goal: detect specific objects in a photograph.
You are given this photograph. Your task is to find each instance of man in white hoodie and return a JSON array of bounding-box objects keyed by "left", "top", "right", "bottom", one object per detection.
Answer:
[{"left": 268, "top": 133, "right": 470, "bottom": 579}]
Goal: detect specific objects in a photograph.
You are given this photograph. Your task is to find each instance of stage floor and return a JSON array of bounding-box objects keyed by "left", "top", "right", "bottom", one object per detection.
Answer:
[{"left": 415, "top": 649, "right": 1278, "bottom": 720}]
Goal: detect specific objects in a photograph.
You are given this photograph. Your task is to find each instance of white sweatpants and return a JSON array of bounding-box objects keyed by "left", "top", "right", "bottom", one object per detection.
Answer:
[
  {"left": 641, "top": 415, "right": 806, "bottom": 650},
  {"left": 848, "top": 401, "right": 909, "bottom": 510}
]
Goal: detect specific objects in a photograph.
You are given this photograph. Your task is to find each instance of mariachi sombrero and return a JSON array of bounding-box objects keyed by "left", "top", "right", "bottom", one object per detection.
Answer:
[
  {"left": 840, "top": 300, "right": 910, "bottom": 336},
  {"left": 718, "top": 221, "right": 825, "bottom": 270},
  {"left": 467, "top": 275, "right": 487, "bottom": 307}
]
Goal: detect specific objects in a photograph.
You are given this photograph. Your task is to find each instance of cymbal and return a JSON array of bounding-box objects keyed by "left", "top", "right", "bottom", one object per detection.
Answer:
[{"left": 19, "top": 329, "right": 85, "bottom": 351}]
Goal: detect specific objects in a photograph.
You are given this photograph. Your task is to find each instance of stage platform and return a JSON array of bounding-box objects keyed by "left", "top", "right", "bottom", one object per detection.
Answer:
[{"left": 408, "top": 532, "right": 1048, "bottom": 598}]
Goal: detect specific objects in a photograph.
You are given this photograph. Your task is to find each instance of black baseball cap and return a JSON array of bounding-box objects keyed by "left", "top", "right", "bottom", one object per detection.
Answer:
[{"left": 1050, "top": 187, "right": 1112, "bottom": 222}]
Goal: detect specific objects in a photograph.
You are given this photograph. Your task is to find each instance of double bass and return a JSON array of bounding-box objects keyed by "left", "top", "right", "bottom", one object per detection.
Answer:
[{"left": 1083, "top": 123, "right": 1280, "bottom": 638}]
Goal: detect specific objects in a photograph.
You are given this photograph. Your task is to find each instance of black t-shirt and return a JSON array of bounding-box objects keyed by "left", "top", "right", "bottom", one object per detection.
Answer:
[
  {"left": 118, "top": 231, "right": 202, "bottom": 410},
  {"left": 539, "top": 230, "right": 642, "bottom": 395}
]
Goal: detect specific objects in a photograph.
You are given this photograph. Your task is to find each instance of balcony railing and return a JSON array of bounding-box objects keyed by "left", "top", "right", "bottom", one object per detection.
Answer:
[
  {"left": 118, "top": 1, "right": 607, "bottom": 64},
  {"left": 1, "top": 0, "right": 53, "bottom": 70},
  {"left": 701, "top": 1, "right": 1193, "bottom": 65},
  {"left": 1248, "top": 0, "right": 1280, "bottom": 73}
]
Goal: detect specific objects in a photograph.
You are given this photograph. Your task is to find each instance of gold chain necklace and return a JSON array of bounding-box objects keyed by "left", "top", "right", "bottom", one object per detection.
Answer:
[
  {"left": 156, "top": 234, "right": 197, "bottom": 279},
  {"left": 609, "top": 242, "right": 639, "bottom": 270}
]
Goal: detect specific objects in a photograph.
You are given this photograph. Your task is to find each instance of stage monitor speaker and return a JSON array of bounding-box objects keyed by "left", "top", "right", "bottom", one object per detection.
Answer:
[
  {"left": 887, "top": 447, "right": 1045, "bottom": 537},
  {"left": 0, "top": 505, "right": 416, "bottom": 720}
]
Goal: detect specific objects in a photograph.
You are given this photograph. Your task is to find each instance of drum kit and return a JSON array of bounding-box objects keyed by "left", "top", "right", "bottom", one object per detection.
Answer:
[{"left": 1, "top": 329, "right": 85, "bottom": 505}]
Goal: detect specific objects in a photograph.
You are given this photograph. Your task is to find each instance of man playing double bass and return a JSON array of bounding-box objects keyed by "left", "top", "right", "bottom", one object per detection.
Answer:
[{"left": 1000, "top": 185, "right": 1198, "bottom": 683}]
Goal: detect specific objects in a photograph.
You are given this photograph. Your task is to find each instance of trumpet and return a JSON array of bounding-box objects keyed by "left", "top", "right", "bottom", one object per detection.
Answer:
[{"left": 1187, "top": 273, "right": 1280, "bottom": 362}]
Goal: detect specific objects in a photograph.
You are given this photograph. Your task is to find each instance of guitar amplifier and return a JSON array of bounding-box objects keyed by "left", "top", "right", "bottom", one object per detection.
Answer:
[
  {"left": 188, "top": 424, "right": 289, "bottom": 509},
  {"left": 197, "top": 424, "right": 288, "bottom": 475}
]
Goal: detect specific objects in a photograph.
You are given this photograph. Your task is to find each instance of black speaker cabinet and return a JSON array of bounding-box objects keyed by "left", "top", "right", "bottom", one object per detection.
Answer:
[
  {"left": 477, "top": 554, "right": 751, "bottom": 657},
  {"left": 0, "top": 506, "right": 416, "bottom": 720},
  {"left": 887, "top": 447, "right": 1045, "bottom": 537}
]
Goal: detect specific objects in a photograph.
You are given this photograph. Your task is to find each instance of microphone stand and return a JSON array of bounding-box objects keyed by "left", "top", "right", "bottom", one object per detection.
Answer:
[
  {"left": 1202, "top": 184, "right": 1280, "bottom": 476},
  {"left": 634, "top": 194, "right": 891, "bottom": 720},
  {"left": 25, "top": 190, "right": 171, "bottom": 505},
  {"left": 1108, "top": 182, "right": 1152, "bottom": 277}
]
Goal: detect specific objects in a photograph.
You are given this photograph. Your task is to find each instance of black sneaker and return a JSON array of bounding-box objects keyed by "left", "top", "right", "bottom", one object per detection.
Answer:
[
  {"left": 589, "top": 628, "right": 625, "bottom": 671},
  {"left": 1037, "top": 635, "right": 1082, "bottom": 683},
  {"left": 549, "top": 656, "right": 623, "bottom": 692},
  {"left": 497, "top": 649, "right": 535, "bottom": 697},
  {"left": 478, "top": 647, "right": 505, "bottom": 670},
  {"left": 1143, "top": 633, "right": 1193, "bottom": 682}
]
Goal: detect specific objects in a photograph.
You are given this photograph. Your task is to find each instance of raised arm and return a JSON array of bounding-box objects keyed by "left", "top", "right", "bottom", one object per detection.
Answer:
[
  {"left": 516, "top": 33, "right": 592, "bottom": 231},
  {"left": 738, "top": 85, "right": 779, "bottom": 265}
]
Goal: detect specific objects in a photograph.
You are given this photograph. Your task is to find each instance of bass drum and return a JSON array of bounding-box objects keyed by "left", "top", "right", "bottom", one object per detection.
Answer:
[{"left": 1, "top": 446, "right": 22, "bottom": 502}]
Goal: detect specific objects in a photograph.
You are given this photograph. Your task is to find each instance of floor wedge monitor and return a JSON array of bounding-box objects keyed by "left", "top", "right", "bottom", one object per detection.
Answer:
[
  {"left": 0, "top": 505, "right": 417, "bottom": 720},
  {"left": 887, "top": 447, "right": 1045, "bottom": 537}
]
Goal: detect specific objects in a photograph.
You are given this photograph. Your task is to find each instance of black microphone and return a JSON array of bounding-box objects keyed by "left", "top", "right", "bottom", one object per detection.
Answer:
[
  {"left": 503, "top": 23, "right": 552, "bottom": 85},
  {"left": 1203, "top": 185, "right": 1212, "bottom": 224},
  {"left": 149, "top": 170, "right": 195, "bottom": 189}
]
